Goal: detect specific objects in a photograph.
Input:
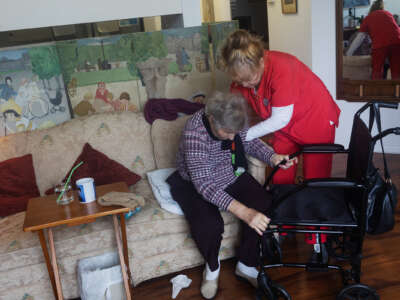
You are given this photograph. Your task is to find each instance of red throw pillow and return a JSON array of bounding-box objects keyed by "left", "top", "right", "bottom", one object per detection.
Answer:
[
  {"left": 46, "top": 143, "right": 141, "bottom": 194},
  {"left": 0, "top": 154, "right": 40, "bottom": 217}
]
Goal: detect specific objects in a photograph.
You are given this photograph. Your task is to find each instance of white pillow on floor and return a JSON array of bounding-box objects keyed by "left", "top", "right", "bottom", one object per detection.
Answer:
[{"left": 147, "top": 168, "right": 184, "bottom": 215}]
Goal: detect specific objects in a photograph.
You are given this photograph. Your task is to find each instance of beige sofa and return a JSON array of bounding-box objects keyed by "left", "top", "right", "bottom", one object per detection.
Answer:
[{"left": 0, "top": 111, "right": 266, "bottom": 300}]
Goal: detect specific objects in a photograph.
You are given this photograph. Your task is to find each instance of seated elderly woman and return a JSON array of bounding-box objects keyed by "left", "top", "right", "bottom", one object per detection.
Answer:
[{"left": 166, "top": 91, "right": 296, "bottom": 299}]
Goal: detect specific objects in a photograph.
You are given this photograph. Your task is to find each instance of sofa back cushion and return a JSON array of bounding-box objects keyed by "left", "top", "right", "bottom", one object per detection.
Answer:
[
  {"left": 151, "top": 115, "right": 190, "bottom": 169},
  {"left": 25, "top": 111, "right": 155, "bottom": 195}
]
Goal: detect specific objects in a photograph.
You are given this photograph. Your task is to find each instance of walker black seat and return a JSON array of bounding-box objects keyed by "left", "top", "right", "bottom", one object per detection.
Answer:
[{"left": 269, "top": 185, "right": 356, "bottom": 226}]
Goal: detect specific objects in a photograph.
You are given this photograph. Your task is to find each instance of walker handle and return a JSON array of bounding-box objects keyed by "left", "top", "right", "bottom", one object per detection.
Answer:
[{"left": 377, "top": 102, "right": 398, "bottom": 109}]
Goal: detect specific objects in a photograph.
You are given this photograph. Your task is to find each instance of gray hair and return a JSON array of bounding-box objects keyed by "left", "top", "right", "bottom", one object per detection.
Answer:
[{"left": 205, "top": 91, "right": 248, "bottom": 132}]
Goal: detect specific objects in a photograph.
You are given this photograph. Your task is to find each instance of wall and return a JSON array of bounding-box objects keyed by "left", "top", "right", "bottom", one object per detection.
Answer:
[
  {"left": 267, "top": 0, "right": 400, "bottom": 153},
  {"left": 0, "top": 0, "right": 202, "bottom": 32},
  {"left": 214, "top": 0, "right": 232, "bottom": 22},
  {"left": 267, "top": 0, "right": 312, "bottom": 67}
]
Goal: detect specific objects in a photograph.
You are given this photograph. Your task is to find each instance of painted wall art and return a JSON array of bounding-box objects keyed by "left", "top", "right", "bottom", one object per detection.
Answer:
[
  {"left": 0, "top": 21, "right": 238, "bottom": 135},
  {"left": 0, "top": 46, "right": 71, "bottom": 137}
]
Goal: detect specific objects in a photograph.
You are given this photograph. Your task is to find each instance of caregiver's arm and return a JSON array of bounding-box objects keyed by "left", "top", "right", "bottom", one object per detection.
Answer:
[{"left": 245, "top": 104, "right": 293, "bottom": 141}]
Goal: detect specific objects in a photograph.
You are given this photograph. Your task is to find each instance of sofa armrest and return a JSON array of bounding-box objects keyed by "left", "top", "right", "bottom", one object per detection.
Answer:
[{"left": 247, "top": 155, "right": 267, "bottom": 185}]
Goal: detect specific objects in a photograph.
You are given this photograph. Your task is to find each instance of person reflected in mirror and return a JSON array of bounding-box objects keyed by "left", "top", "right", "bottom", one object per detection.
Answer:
[
  {"left": 345, "top": 0, "right": 400, "bottom": 79},
  {"left": 166, "top": 92, "right": 295, "bottom": 299}
]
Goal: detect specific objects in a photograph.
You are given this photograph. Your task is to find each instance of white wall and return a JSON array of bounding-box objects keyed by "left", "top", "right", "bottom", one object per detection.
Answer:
[
  {"left": 267, "top": 0, "right": 400, "bottom": 153},
  {"left": 182, "top": 0, "right": 202, "bottom": 27},
  {"left": 267, "top": 0, "right": 312, "bottom": 67},
  {"left": 0, "top": 0, "right": 184, "bottom": 32},
  {"left": 213, "top": 0, "right": 232, "bottom": 22}
]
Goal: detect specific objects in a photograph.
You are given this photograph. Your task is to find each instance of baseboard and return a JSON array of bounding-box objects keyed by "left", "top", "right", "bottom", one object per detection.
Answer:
[{"left": 374, "top": 145, "right": 400, "bottom": 154}]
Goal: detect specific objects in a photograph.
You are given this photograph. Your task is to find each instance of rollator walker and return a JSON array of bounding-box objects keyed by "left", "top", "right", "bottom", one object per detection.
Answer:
[{"left": 256, "top": 101, "right": 400, "bottom": 300}]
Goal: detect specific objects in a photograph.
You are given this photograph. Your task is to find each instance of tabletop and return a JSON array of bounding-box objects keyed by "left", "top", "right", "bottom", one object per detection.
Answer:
[{"left": 23, "top": 181, "right": 130, "bottom": 232}]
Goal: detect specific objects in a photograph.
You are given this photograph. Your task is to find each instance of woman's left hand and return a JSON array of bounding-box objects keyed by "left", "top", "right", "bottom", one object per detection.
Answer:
[{"left": 271, "top": 154, "right": 298, "bottom": 169}]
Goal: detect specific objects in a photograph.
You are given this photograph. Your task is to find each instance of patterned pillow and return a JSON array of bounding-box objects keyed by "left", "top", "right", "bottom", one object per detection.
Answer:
[{"left": 0, "top": 154, "right": 40, "bottom": 217}]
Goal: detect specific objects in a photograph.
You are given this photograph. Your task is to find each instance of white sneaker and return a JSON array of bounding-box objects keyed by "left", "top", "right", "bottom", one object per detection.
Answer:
[
  {"left": 235, "top": 265, "right": 258, "bottom": 288},
  {"left": 200, "top": 269, "right": 219, "bottom": 299}
]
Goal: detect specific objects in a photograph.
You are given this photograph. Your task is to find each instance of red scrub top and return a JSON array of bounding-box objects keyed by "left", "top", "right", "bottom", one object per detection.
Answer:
[
  {"left": 231, "top": 51, "right": 340, "bottom": 144},
  {"left": 360, "top": 10, "right": 400, "bottom": 49}
]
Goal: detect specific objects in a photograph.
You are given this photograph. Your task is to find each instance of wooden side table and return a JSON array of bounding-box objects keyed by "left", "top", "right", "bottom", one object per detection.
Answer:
[{"left": 23, "top": 182, "right": 134, "bottom": 300}]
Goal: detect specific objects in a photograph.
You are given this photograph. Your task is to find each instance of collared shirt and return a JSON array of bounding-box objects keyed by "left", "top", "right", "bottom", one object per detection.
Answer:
[{"left": 176, "top": 109, "right": 274, "bottom": 211}]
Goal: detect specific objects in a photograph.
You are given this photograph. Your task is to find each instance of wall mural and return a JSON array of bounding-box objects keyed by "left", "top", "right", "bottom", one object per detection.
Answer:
[
  {"left": 0, "top": 46, "right": 71, "bottom": 137},
  {"left": 0, "top": 21, "right": 238, "bottom": 136}
]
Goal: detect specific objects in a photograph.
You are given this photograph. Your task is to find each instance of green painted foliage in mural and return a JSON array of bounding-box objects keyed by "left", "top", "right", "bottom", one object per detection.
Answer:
[
  {"left": 29, "top": 46, "right": 61, "bottom": 80},
  {"left": 127, "top": 31, "right": 168, "bottom": 76},
  {"left": 56, "top": 41, "right": 78, "bottom": 85},
  {"left": 168, "top": 62, "right": 180, "bottom": 74}
]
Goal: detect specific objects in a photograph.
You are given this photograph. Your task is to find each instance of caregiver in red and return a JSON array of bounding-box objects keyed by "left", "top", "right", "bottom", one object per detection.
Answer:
[
  {"left": 346, "top": 0, "right": 400, "bottom": 79},
  {"left": 221, "top": 29, "right": 341, "bottom": 186}
]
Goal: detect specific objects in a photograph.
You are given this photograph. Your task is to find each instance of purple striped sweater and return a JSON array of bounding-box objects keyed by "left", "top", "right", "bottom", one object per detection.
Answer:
[{"left": 176, "top": 109, "right": 275, "bottom": 210}]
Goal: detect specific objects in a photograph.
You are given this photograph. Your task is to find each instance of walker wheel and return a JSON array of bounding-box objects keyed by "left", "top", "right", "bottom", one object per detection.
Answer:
[
  {"left": 256, "top": 282, "right": 291, "bottom": 300},
  {"left": 337, "top": 284, "right": 379, "bottom": 300}
]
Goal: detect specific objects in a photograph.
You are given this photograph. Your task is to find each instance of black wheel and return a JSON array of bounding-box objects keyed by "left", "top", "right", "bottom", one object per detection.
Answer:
[
  {"left": 271, "top": 282, "right": 291, "bottom": 300},
  {"left": 337, "top": 284, "right": 379, "bottom": 300},
  {"left": 327, "top": 234, "right": 358, "bottom": 261},
  {"left": 262, "top": 235, "right": 282, "bottom": 264},
  {"left": 255, "top": 282, "right": 291, "bottom": 300}
]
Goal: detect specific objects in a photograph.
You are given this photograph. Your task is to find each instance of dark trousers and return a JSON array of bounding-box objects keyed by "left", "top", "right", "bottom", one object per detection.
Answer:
[{"left": 167, "top": 171, "right": 272, "bottom": 271}]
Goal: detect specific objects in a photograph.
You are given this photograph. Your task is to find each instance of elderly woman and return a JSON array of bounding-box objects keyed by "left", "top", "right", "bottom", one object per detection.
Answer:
[{"left": 166, "top": 92, "right": 295, "bottom": 299}]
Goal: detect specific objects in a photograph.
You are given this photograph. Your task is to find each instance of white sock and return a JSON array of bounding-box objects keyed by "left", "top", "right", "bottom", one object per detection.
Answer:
[
  {"left": 236, "top": 261, "right": 258, "bottom": 278},
  {"left": 205, "top": 259, "right": 220, "bottom": 280}
]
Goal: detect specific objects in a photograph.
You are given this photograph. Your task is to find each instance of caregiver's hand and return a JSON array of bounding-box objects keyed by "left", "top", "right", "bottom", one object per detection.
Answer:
[{"left": 271, "top": 154, "right": 298, "bottom": 169}]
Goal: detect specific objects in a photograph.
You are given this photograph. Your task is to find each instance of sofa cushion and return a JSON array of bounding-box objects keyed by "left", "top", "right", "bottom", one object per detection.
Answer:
[
  {"left": 0, "top": 154, "right": 40, "bottom": 217},
  {"left": 45, "top": 143, "right": 141, "bottom": 193},
  {"left": 151, "top": 115, "right": 190, "bottom": 169},
  {"left": 25, "top": 111, "right": 155, "bottom": 195}
]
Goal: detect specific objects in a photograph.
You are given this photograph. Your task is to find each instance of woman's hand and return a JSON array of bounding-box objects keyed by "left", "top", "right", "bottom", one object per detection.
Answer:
[
  {"left": 244, "top": 208, "right": 271, "bottom": 235},
  {"left": 228, "top": 200, "right": 270, "bottom": 235},
  {"left": 271, "top": 154, "right": 298, "bottom": 169}
]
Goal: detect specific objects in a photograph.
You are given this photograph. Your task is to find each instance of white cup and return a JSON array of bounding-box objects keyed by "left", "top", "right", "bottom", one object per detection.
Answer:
[{"left": 76, "top": 177, "right": 96, "bottom": 203}]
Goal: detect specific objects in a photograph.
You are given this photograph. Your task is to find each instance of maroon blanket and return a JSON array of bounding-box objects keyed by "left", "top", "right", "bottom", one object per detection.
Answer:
[{"left": 144, "top": 98, "right": 204, "bottom": 124}]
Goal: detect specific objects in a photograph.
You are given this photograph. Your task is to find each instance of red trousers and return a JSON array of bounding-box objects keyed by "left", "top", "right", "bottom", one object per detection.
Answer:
[
  {"left": 371, "top": 44, "right": 400, "bottom": 79},
  {"left": 270, "top": 126, "right": 336, "bottom": 244}
]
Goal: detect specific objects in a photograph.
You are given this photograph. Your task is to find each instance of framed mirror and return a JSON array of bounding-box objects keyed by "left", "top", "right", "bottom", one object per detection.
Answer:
[{"left": 336, "top": 0, "right": 400, "bottom": 101}]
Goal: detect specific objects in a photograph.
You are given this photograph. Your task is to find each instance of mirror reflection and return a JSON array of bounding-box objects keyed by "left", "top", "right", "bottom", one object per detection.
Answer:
[{"left": 342, "top": 0, "right": 400, "bottom": 80}]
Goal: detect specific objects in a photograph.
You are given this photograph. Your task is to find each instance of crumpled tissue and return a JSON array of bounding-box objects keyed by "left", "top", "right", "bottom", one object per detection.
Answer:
[{"left": 170, "top": 274, "right": 192, "bottom": 299}]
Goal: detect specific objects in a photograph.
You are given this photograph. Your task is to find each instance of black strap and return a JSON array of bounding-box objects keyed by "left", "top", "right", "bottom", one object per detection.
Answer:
[{"left": 373, "top": 103, "right": 390, "bottom": 180}]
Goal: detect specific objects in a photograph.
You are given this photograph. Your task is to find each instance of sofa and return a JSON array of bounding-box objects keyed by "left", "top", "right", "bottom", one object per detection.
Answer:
[{"left": 0, "top": 110, "right": 267, "bottom": 300}]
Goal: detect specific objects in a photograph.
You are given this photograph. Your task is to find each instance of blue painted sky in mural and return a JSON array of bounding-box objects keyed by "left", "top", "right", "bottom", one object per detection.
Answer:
[{"left": 0, "top": 48, "right": 29, "bottom": 61}]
